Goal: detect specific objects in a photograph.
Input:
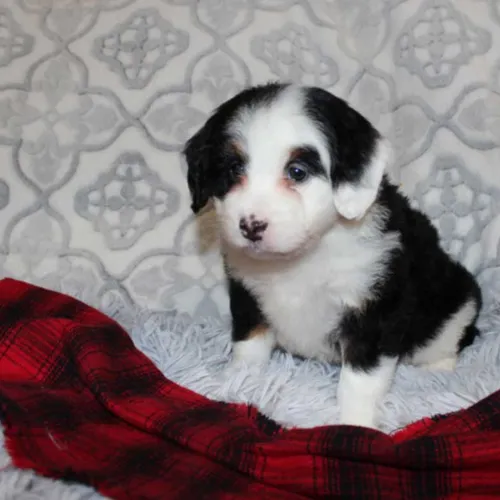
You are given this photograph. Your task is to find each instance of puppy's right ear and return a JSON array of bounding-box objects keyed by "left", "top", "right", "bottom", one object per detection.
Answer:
[{"left": 183, "top": 118, "right": 216, "bottom": 214}]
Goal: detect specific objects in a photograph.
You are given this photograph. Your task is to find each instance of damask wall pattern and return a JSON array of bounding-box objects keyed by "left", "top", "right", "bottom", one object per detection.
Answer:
[{"left": 0, "top": 0, "right": 499, "bottom": 322}]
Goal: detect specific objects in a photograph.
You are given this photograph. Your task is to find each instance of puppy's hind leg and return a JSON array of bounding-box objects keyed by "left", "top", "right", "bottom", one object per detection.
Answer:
[
  {"left": 419, "top": 357, "right": 457, "bottom": 372},
  {"left": 410, "top": 299, "right": 479, "bottom": 372}
]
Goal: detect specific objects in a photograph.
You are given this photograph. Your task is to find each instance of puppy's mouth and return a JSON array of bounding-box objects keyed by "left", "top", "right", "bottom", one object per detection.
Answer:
[
  {"left": 241, "top": 241, "right": 279, "bottom": 259},
  {"left": 238, "top": 238, "right": 313, "bottom": 261}
]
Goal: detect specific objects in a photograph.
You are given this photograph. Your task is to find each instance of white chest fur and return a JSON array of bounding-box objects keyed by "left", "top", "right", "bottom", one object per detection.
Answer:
[{"left": 226, "top": 219, "right": 400, "bottom": 363}]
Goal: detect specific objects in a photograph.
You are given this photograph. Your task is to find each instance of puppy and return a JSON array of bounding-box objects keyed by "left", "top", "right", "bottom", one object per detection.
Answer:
[{"left": 183, "top": 83, "right": 482, "bottom": 429}]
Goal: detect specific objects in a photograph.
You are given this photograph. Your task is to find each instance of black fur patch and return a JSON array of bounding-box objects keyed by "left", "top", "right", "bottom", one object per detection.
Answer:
[
  {"left": 303, "top": 86, "right": 380, "bottom": 188},
  {"left": 338, "top": 179, "right": 481, "bottom": 371},
  {"left": 227, "top": 273, "right": 268, "bottom": 343}
]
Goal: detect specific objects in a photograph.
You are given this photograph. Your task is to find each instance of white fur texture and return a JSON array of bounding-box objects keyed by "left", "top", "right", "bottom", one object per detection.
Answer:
[
  {"left": 217, "top": 86, "right": 337, "bottom": 257},
  {"left": 226, "top": 206, "right": 400, "bottom": 363},
  {"left": 1, "top": 301, "right": 500, "bottom": 499}
]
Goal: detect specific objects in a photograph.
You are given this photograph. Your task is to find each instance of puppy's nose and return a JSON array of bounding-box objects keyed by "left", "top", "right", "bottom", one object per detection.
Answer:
[{"left": 239, "top": 216, "right": 268, "bottom": 242}]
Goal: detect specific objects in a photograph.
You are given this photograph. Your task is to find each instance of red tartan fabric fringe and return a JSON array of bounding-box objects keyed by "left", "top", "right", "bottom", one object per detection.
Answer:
[{"left": 1, "top": 278, "right": 500, "bottom": 499}]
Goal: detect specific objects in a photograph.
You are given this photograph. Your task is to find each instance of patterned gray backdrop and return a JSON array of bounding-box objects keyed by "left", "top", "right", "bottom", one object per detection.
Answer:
[{"left": 0, "top": 0, "right": 499, "bottom": 322}]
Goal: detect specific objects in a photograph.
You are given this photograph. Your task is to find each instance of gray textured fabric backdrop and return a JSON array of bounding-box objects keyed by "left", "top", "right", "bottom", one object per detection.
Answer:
[{"left": 1, "top": 0, "right": 500, "bottom": 497}]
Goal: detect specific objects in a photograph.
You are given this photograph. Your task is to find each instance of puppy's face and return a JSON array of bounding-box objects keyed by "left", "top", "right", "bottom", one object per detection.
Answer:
[{"left": 184, "top": 84, "right": 391, "bottom": 258}]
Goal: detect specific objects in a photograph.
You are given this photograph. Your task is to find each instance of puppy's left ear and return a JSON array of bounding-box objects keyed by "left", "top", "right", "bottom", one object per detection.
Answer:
[
  {"left": 333, "top": 136, "right": 393, "bottom": 220},
  {"left": 183, "top": 117, "right": 216, "bottom": 214},
  {"left": 308, "top": 88, "right": 393, "bottom": 220}
]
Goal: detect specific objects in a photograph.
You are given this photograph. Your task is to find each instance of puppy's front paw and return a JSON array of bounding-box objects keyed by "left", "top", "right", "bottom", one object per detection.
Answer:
[
  {"left": 232, "top": 334, "right": 274, "bottom": 368},
  {"left": 337, "top": 356, "right": 398, "bottom": 430}
]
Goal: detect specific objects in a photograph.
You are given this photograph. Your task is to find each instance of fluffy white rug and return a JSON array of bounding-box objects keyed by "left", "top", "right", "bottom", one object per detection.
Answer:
[{"left": 1, "top": 296, "right": 500, "bottom": 499}]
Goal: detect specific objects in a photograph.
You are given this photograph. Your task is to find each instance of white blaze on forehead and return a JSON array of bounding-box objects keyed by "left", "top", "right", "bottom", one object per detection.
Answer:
[{"left": 228, "top": 87, "right": 331, "bottom": 181}]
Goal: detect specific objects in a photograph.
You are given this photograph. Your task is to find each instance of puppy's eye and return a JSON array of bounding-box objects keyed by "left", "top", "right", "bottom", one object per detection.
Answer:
[
  {"left": 230, "top": 160, "right": 245, "bottom": 176},
  {"left": 285, "top": 164, "right": 309, "bottom": 183}
]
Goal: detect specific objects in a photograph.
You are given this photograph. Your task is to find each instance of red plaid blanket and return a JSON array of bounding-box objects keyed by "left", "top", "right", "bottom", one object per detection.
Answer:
[{"left": 1, "top": 278, "right": 500, "bottom": 499}]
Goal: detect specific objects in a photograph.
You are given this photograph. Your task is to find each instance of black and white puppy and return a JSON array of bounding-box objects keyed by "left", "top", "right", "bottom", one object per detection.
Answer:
[{"left": 183, "top": 83, "right": 482, "bottom": 429}]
